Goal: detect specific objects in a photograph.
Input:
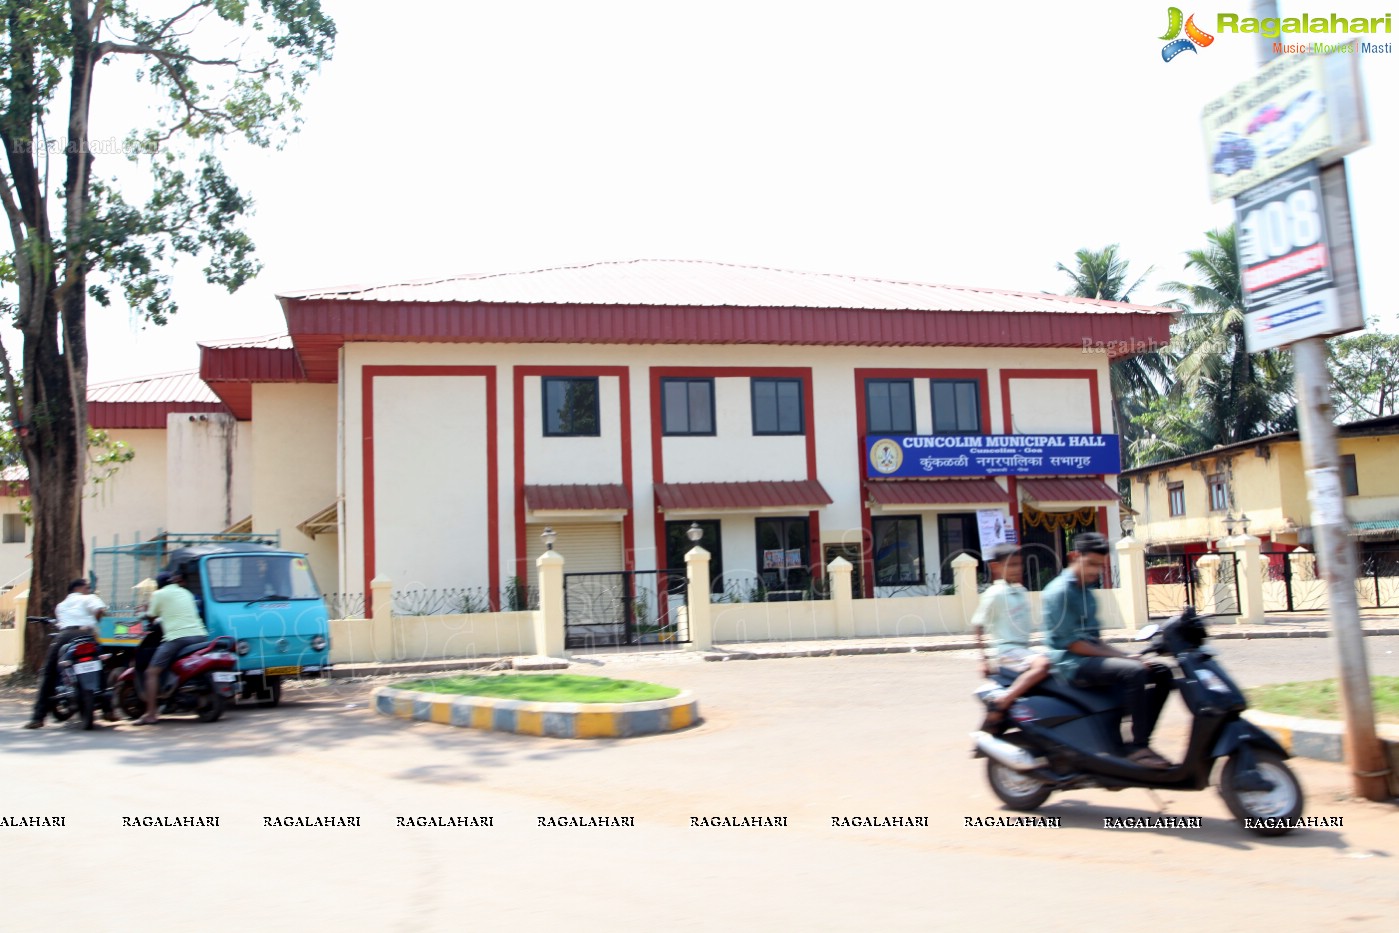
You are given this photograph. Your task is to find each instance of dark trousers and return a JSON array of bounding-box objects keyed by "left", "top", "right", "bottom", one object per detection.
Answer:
[
  {"left": 30, "top": 627, "right": 87, "bottom": 722},
  {"left": 1073, "top": 656, "right": 1173, "bottom": 748}
]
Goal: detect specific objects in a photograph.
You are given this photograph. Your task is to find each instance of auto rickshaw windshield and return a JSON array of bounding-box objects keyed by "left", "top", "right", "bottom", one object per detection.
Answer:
[{"left": 204, "top": 555, "right": 321, "bottom": 603}]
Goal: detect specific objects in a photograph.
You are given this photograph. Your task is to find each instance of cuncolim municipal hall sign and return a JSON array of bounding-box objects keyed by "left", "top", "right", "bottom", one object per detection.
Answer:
[{"left": 865, "top": 435, "right": 1120, "bottom": 479}]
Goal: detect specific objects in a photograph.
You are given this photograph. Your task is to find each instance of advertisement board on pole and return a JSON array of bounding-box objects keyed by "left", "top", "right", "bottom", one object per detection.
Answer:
[
  {"left": 1201, "top": 45, "right": 1368, "bottom": 202},
  {"left": 1236, "top": 161, "right": 1365, "bottom": 352}
]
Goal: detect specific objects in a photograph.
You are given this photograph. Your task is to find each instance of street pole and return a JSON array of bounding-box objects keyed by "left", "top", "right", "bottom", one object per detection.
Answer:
[{"left": 1254, "top": 0, "right": 1390, "bottom": 801}]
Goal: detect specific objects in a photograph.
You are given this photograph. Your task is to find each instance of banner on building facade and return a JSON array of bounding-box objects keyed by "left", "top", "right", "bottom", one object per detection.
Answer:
[
  {"left": 976, "top": 510, "right": 1015, "bottom": 552},
  {"left": 865, "top": 435, "right": 1120, "bottom": 479}
]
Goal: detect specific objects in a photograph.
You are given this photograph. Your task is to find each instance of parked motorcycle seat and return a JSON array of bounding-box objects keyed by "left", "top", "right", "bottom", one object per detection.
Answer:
[{"left": 173, "top": 639, "right": 216, "bottom": 662}]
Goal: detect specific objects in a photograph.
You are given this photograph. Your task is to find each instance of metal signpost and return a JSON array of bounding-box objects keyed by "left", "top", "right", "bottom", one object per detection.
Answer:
[{"left": 1204, "top": 5, "right": 1388, "bottom": 799}]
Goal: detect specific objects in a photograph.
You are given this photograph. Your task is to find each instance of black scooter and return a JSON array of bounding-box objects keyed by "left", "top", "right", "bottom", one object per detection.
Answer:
[
  {"left": 972, "top": 607, "right": 1305, "bottom": 836},
  {"left": 48, "top": 628, "right": 115, "bottom": 730}
]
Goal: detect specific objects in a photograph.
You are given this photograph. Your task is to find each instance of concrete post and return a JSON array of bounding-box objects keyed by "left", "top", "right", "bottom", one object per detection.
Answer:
[
  {"left": 685, "top": 546, "right": 713, "bottom": 651},
  {"left": 951, "top": 553, "right": 980, "bottom": 632},
  {"left": 535, "top": 550, "right": 566, "bottom": 657},
  {"left": 1113, "top": 536, "right": 1147, "bottom": 634},
  {"left": 1290, "top": 547, "right": 1316, "bottom": 582},
  {"left": 1222, "top": 534, "right": 1264, "bottom": 624},
  {"left": 370, "top": 577, "right": 394, "bottom": 661},
  {"left": 1195, "top": 555, "right": 1220, "bottom": 615},
  {"left": 827, "top": 556, "right": 855, "bottom": 638}
]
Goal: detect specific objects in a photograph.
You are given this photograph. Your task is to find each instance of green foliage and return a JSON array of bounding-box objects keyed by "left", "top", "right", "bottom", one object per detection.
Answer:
[
  {"left": 0, "top": 425, "right": 136, "bottom": 512},
  {"left": 395, "top": 674, "right": 681, "bottom": 704},
  {"left": 1327, "top": 322, "right": 1399, "bottom": 423}
]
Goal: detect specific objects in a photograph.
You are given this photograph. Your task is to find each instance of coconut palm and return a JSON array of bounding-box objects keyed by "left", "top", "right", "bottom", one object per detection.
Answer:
[
  {"left": 1159, "top": 227, "right": 1296, "bottom": 447},
  {"left": 1056, "top": 245, "right": 1171, "bottom": 468}
]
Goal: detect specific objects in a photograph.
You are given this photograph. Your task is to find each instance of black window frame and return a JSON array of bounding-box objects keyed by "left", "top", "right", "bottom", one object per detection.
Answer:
[
  {"left": 541, "top": 376, "right": 601, "bottom": 438},
  {"left": 661, "top": 377, "right": 717, "bottom": 437},
  {"left": 1207, "top": 474, "right": 1228, "bottom": 512},
  {"left": 1168, "top": 482, "right": 1186, "bottom": 517},
  {"left": 930, "top": 378, "right": 982, "bottom": 435},
  {"left": 2, "top": 512, "right": 24, "bottom": 544},
  {"left": 871, "top": 515, "right": 924, "bottom": 587},
  {"left": 665, "top": 520, "right": 725, "bottom": 595},
  {"left": 750, "top": 378, "right": 805, "bottom": 436},
  {"left": 864, "top": 378, "right": 915, "bottom": 435},
  {"left": 1340, "top": 454, "right": 1359, "bottom": 497}
]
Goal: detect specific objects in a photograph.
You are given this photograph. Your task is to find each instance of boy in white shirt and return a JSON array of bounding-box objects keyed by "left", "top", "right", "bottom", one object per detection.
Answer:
[{"left": 972, "top": 544, "right": 1050, "bottom": 731}]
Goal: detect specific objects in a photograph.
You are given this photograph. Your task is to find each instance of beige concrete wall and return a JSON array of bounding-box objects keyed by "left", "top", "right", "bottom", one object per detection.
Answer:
[
  {"left": 83, "top": 428, "right": 169, "bottom": 549},
  {"left": 251, "top": 383, "right": 339, "bottom": 592},
  {"left": 164, "top": 413, "right": 250, "bottom": 532},
  {"left": 0, "top": 623, "right": 18, "bottom": 666},
  {"left": 328, "top": 610, "right": 535, "bottom": 663},
  {"left": 524, "top": 374, "right": 624, "bottom": 485},
  {"left": 1006, "top": 377, "right": 1097, "bottom": 433},
  {"left": 664, "top": 376, "right": 808, "bottom": 483},
  {"left": 851, "top": 594, "right": 966, "bottom": 637},
  {"left": 711, "top": 599, "right": 838, "bottom": 642},
  {"left": 0, "top": 494, "right": 31, "bottom": 589}
]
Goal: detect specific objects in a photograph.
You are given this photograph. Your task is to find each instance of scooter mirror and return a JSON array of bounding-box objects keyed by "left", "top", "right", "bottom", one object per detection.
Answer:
[{"left": 1134, "top": 624, "right": 1161, "bottom": 641}]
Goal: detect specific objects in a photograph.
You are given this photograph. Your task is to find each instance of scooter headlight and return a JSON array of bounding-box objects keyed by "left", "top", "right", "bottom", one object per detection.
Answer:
[
  {"left": 236, "top": 639, "right": 251, "bottom": 656},
  {"left": 309, "top": 635, "right": 327, "bottom": 652}
]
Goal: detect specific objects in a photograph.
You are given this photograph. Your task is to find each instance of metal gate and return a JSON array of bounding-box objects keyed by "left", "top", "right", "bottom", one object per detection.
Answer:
[
  {"left": 1358, "top": 548, "right": 1399, "bottom": 609},
  {"left": 563, "top": 570, "right": 689, "bottom": 649},
  {"left": 1145, "top": 551, "right": 1241, "bottom": 619},
  {"left": 1259, "top": 547, "right": 1327, "bottom": 612}
]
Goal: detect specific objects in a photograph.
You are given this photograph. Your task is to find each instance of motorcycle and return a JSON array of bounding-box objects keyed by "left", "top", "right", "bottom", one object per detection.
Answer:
[
  {"left": 112, "top": 626, "right": 240, "bottom": 724},
  {"left": 45, "top": 626, "right": 115, "bottom": 731},
  {"left": 972, "top": 606, "right": 1305, "bottom": 836}
]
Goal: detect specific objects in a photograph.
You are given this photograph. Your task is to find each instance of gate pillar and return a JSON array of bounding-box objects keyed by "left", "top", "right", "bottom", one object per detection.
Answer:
[
  {"left": 1222, "top": 534, "right": 1264, "bottom": 623},
  {"left": 1113, "top": 535, "right": 1147, "bottom": 633},
  {"left": 1195, "top": 554, "right": 1220, "bottom": 615},
  {"left": 685, "top": 546, "right": 713, "bottom": 651},
  {"left": 535, "top": 550, "right": 567, "bottom": 657}
]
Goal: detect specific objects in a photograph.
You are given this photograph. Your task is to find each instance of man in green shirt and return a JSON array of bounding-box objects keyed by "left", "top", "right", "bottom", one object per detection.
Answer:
[
  {"left": 1043, "top": 532, "right": 1173, "bottom": 769},
  {"left": 138, "top": 570, "right": 209, "bottom": 725}
]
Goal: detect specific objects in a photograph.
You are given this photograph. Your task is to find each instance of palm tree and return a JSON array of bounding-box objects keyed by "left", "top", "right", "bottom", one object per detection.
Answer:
[
  {"left": 1056, "top": 245, "right": 1171, "bottom": 468},
  {"left": 1159, "top": 227, "right": 1296, "bottom": 447}
]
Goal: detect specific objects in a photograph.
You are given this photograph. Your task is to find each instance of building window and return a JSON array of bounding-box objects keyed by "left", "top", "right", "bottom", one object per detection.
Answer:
[
  {"left": 751, "top": 378, "right": 803, "bottom": 436},
  {"left": 1207, "top": 474, "right": 1228, "bottom": 512},
  {"left": 2, "top": 513, "right": 23, "bottom": 544},
  {"left": 936, "top": 513, "right": 980, "bottom": 586},
  {"left": 542, "top": 377, "right": 600, "bottom": 437},
  {"left": 755, "top": 517, "right": 809, "bottom": 595},
  {"left": 872, "top": 516, "right": 923, "bottom": 586},
  {"left": 931, "top": 379, "right": 981, "bottom": 434},
  {"left": 661, "top": 378, "right": 715, "bottom": 436},
  {"left": 1168, "top": 482, "right": 1185, "bottom": 517},
  {"left": 865, "top": 379, "right": 914, "bottom": 434},
  {"left": 1340, "top": 454, "right": 1359, "bottom": 496}
]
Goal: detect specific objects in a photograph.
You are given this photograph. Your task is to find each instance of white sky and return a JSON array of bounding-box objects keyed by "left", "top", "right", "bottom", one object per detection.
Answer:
[{"left": 17, "top": 1, "right": 1396, "bottom": 384}]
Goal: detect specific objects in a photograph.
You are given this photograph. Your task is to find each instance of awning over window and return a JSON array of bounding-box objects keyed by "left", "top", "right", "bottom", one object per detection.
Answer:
[
  {"left": 654, "top": 480, "right": 832, "bottom": 512},
  {"left": 296, "top": 503, "right": 338, "bottom": 539},
  {"left": 866, "top": 478, "right": 1007, "bottom": 507},
  {"left": 524, "top": 484, "right": 631, "bottom": 513},
  {"left": 222, "top": 515, "right": 253, "bottom": 535},
  {"left": 1019, "top": 478, "right": 1121, "bottom": 508},
  {"left": 1354, "top": 520, "right": 1399, "bottom": 541}
]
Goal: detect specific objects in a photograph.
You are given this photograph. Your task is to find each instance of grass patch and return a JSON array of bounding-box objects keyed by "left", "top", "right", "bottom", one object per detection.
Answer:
[
  {"left": 1249, "top": 677, "right": 1399, "bottom": 724},
  {"left": 394, "top": 673, "right": 680, "bottom": 703}
]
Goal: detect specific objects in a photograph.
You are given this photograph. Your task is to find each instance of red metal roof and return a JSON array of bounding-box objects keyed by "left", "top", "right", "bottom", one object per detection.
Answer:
[
  {"left": 87, "top": 371, "right": 229, "bottom": 429},
  {"left": 867, "top": 478, "right": 1008, "bottom": 506},
  {"left": 525, "top": 484, "right": 631, "bottom": 512},
  {"left": 654, "top": 480, "right": 833, "bottom": 511},
  {"left": 277, "top": 260, "right": 1175, "bottom": 383},
  {"left": 279, "top": 260, "right": 1169, "bottom": 314},
  {"left": 199, "top": 343, "right": 307, "bottom": 419},
  {"left": 1020, "top": 478, "right": 1121, "bottom": 506}
]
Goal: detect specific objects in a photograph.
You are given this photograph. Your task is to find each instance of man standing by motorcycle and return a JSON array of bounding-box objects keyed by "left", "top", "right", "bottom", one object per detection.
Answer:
[
  {"left": 23, "top": 579, "right": 108, "bottom": 729},
  {"left": 137, "top": 571, "right": 209, "bottom": 726},
  {"left": 1043, "top": 532, "right": 1174, "bottom": 769}
]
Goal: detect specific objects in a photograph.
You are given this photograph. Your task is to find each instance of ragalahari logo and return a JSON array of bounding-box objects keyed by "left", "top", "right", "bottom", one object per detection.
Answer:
[{"left": 1160, "top": 7, "right": 1215, "bottom": 60}]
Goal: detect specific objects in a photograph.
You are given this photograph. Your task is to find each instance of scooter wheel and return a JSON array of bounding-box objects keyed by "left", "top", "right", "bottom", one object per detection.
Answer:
[
  {"left": 80, "top": 690, "right": 96, "bottom": 730},
  {"left": 114, "top": 679, "right": 145, "bottom": 721},
  {"left": 196, "top": 685, "right": 225, "bottom": 723},
  {"left": 1220, "top": 749, "right": 1304, "bottom": 835},
  {"left": 986, "top": 758, "right": 1052, "bottom": 811},
  {"left": 51, "top": 699, "right": 74, "bottom": 723}
]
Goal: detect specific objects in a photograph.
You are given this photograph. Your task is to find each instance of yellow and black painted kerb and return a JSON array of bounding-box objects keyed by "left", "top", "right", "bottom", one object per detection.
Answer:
[{"left": 373, "top": 684, "right": 699, "bottom": 738}]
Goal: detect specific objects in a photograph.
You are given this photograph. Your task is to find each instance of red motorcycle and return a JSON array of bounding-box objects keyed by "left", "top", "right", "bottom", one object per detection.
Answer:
[{"left": 113, "top": 628, "right": 239, "bottom": 723}]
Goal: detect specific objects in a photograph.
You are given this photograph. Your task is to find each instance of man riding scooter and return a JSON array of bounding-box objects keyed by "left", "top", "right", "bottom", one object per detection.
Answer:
[
  {"left": 137, "top": 571, "right": 210, "bottom": 726},
  {"left": 23, "top": 578, "right": 108, "bottom": 729},
  {"left": 1043, "top": 532, "right": 1175, "bottom": 769}
]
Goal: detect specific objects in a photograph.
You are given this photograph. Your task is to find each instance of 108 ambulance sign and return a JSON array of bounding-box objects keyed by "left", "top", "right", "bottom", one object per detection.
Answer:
[{"left": 1236, "top": 162, "right": 1359, "bottom": 352}]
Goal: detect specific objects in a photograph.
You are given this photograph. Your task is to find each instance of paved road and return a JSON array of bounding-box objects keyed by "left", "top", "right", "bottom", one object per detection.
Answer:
[{"left": 2, "top": 637, "right": 1397, "bottom": 931}]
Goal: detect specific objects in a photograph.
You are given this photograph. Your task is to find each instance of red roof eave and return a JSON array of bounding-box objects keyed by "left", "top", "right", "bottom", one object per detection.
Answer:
[
  {"left": 282, "top": 299, "right": 1174, "bottom": 384},
  {"left": 654, "top": 480, "right": 833, "bottom": 511},
  {"left": 525, "top": 484, "right": 631, "bottom": 512},
  {"left": 199, "top": 346, "right": 308, "bottom": 418}
]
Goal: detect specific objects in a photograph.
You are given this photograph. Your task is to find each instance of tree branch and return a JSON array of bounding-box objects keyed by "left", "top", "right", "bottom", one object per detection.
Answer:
[{"left": 96, "top": 40, "right": 240, "bottom": 68}]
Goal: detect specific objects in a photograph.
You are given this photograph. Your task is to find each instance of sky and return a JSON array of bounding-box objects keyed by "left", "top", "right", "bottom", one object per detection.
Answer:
[{"left": 9, "top": 1, "right": 1397, "bottom": 385}]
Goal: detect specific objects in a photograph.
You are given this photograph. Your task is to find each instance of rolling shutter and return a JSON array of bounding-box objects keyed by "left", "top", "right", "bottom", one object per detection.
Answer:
[{"left": 524, "top": 522, "right": 625, "bottom": 592}]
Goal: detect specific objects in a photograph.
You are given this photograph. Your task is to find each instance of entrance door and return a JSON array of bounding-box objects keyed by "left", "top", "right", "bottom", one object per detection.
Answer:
[
  {"left": 755, "top": 517, "right": 809, "bottom": 599},
  {"left": 665, "top": 520, "right": 724, "bottom": 595},
  {"left": 936, "top": 513, "right": 979, "bottom": 587}
]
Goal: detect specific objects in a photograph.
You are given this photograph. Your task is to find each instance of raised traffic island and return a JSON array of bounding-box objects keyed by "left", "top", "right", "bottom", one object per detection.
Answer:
[{"left": 373, "top": 673, "right": 699, "bottom": 738}]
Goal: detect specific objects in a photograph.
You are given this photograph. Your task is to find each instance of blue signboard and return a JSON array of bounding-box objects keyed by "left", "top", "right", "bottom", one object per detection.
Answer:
[{"left": 865, "top": 434, "right": 1120, "bottom": 478}]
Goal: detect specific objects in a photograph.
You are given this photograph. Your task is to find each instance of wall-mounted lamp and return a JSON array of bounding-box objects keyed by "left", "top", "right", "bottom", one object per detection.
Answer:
[
  {"left": 1120, "top": 513, "right": 1135, "bottom": 538},
  {"left": 541, "top": 526, "right": 557, "bottom": 551},
  {"left": 686, "top": 522, "right": 704, "bottom": 544}
]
